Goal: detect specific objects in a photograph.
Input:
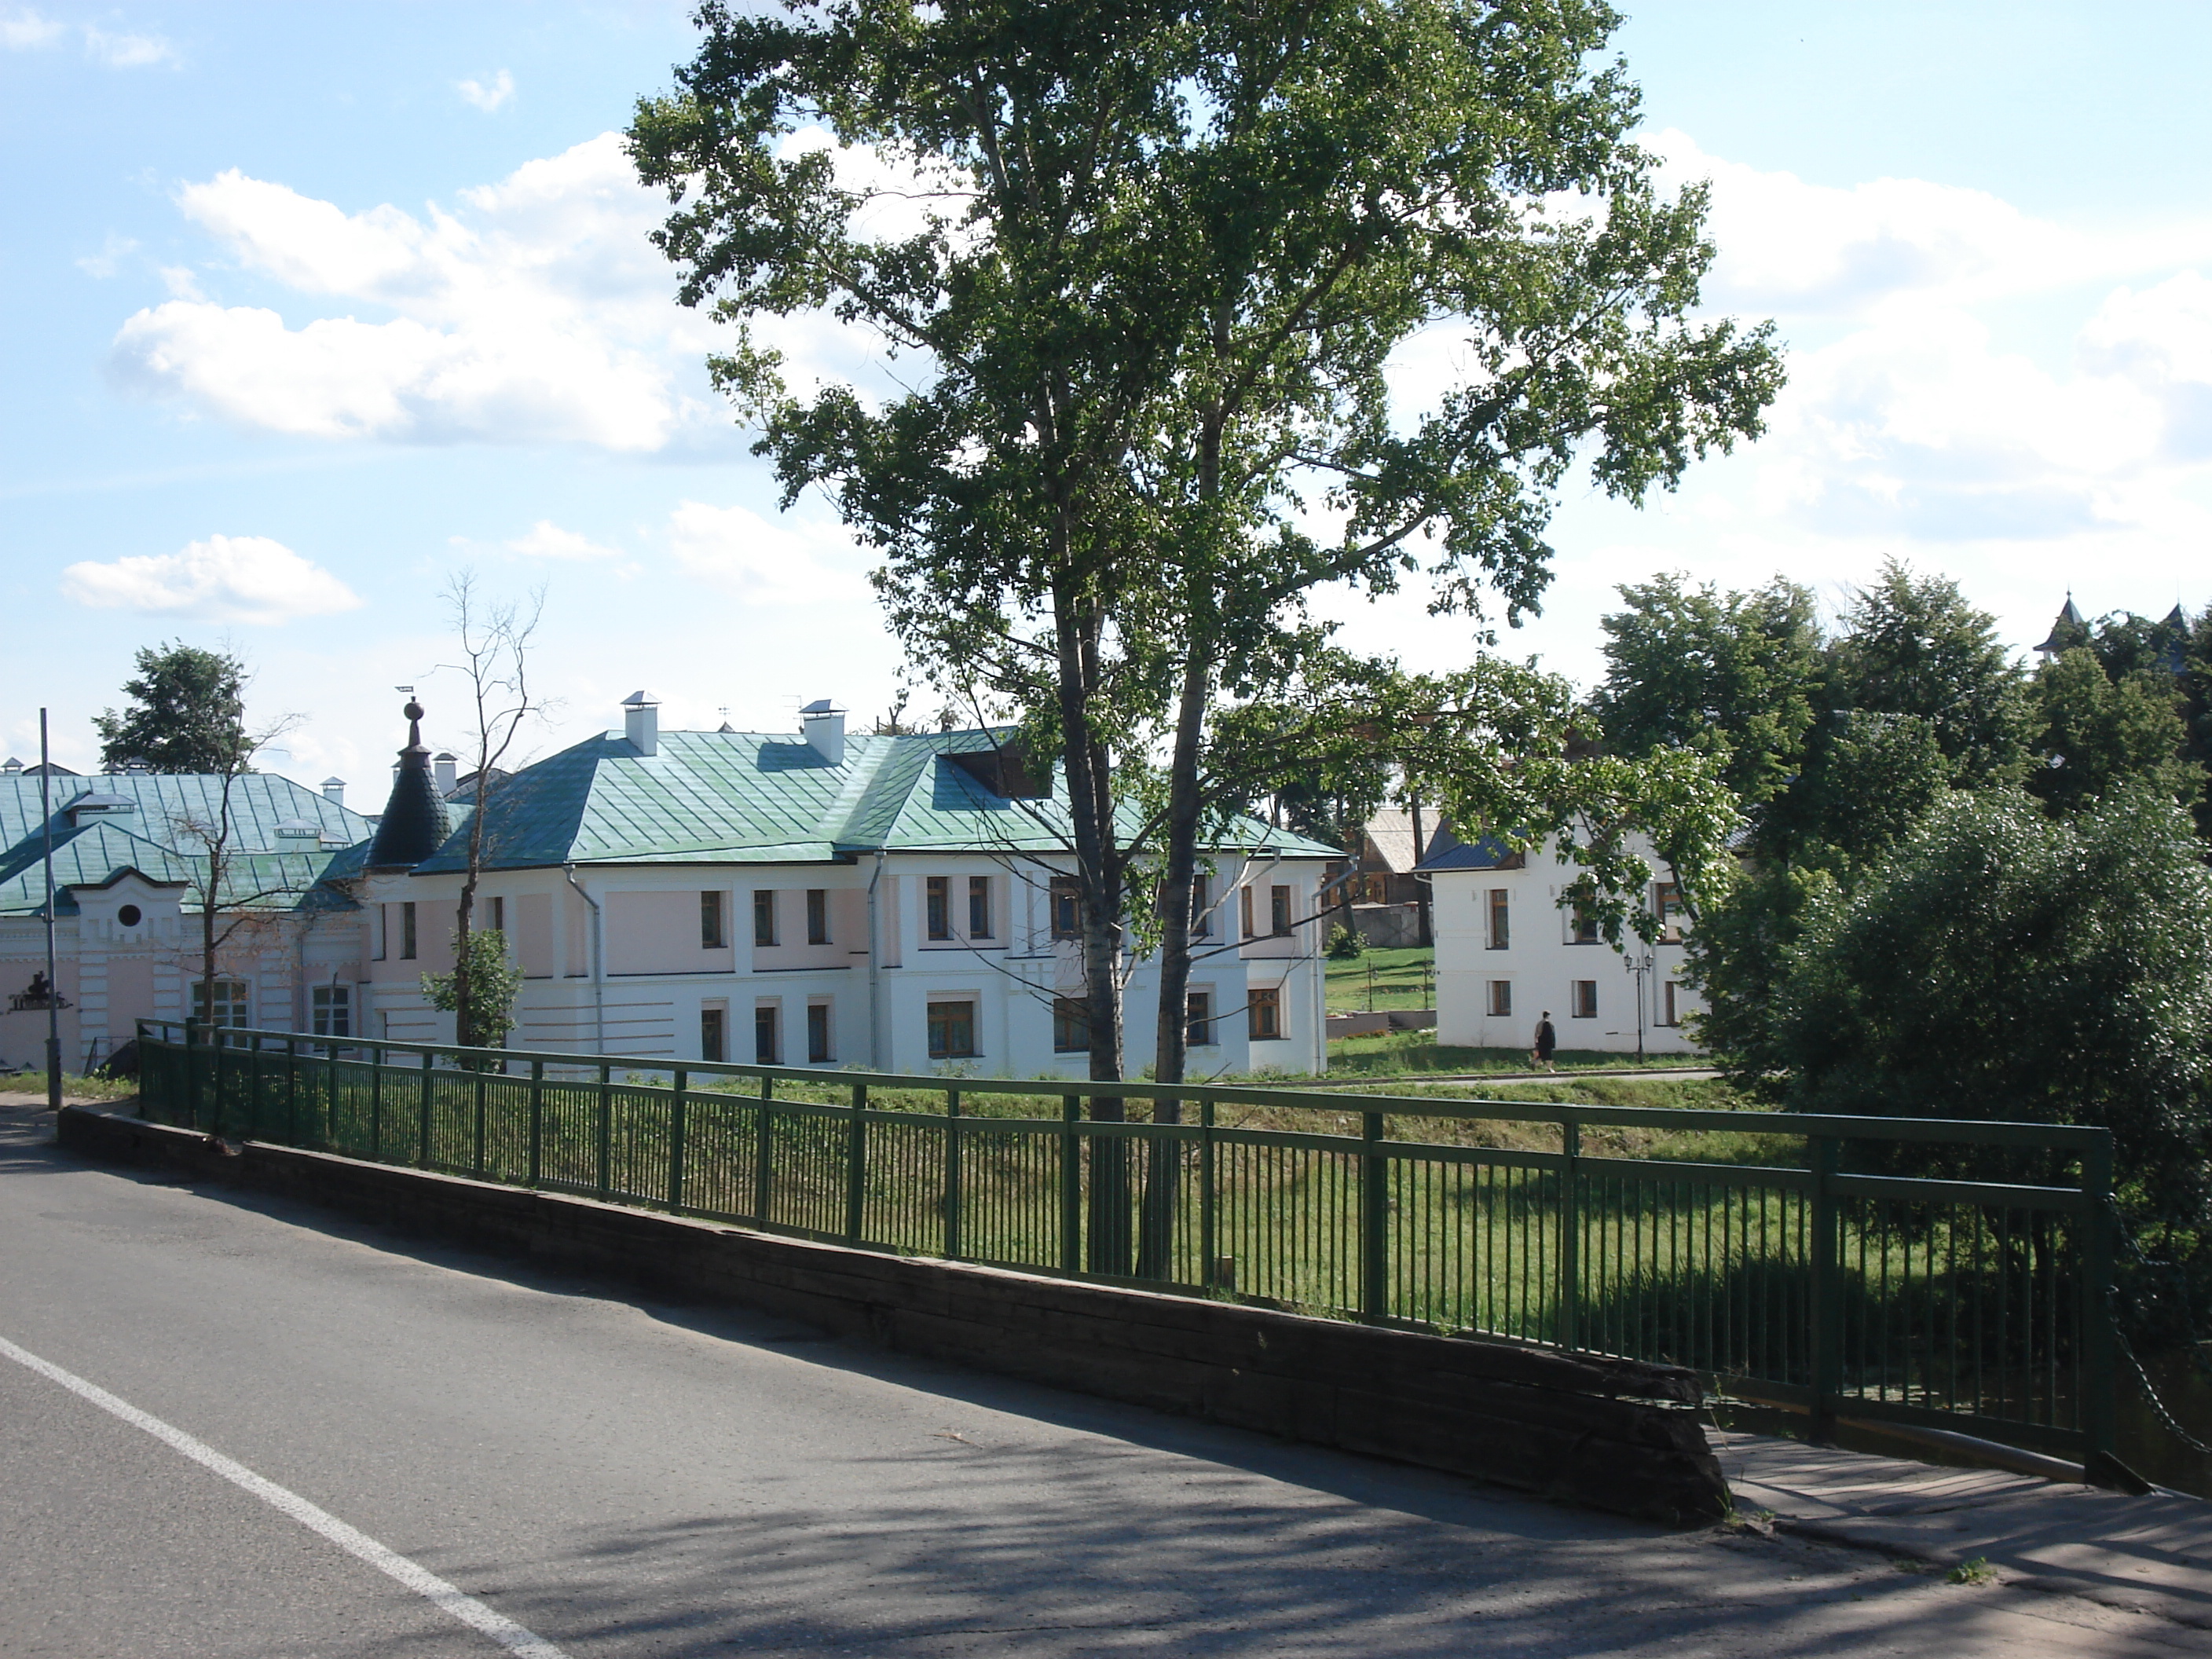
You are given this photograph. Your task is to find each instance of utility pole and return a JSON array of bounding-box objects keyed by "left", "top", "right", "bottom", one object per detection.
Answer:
[{"left": 41, "top": 709, "right": 60, "bottom": 1113}]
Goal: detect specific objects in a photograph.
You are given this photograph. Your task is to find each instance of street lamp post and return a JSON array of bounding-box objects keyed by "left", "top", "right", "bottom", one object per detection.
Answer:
[
  {"left": 1622, "top": 947, "right": 1654, "bottom": 1063},
  {"left": 41, "top": 709, "right": 60, "bottom": 1113}
]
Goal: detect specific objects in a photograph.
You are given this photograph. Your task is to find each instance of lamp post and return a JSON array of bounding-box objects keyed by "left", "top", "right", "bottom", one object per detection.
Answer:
[
  {"left": 41, "top": 709, "right": 60, "bottom": 1113},
  {"left": 1622, "top": 947, "right": 1654, "bottom": 1063}
]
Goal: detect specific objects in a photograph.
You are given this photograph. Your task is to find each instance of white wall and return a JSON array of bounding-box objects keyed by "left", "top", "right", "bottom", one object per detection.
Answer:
[
  {"left": 358, "top": 853, "right": 1331, "bottom": 1078},
  {"left": 1430, "top": 833, "right": 1704, "bottom": 1057}
]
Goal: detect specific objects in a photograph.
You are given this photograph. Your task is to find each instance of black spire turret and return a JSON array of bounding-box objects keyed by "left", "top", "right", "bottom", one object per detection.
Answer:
[
  {"left": 2032, "top": 593, "right": 2088, "bottom": 657},
  {"left": 364, "top": 697, "right": 452, "bottom": 870}
]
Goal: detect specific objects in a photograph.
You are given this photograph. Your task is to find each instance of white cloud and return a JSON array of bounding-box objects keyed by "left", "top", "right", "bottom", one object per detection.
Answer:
[
  {"left": 665, "top": 502, "right": 873, "bottom": 602},
  {"left": 456, "top": 69, "right": 513, "bottom": 112},
  {"left": 108, "top": 135, "right": 718, "bottom": 451},
  {"left": 2, "top": 8, "right": 61, "bottom": 49},
  {"left": 82, "top": 24, "right": 172, "bottom": 68},
  {"left": 503, "top": 519, "right": 621, "bottom": 561},
  {"left": 75, "top": 233, "right": 138, "bottom": 279},
  {"left": 61, "top": 535, "right": 363, "bottom": 624}
]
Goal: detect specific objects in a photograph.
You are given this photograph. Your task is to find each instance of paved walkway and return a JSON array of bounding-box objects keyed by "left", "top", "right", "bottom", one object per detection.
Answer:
[{"left": 1716, "top": 1432, "right": 2212, "bottom": 1631}]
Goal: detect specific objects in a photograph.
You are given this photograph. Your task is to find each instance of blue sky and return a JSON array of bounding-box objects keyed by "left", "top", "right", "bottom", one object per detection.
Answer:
[{"left": 6, "top": 2, "right": 2210, "bottom": 789}]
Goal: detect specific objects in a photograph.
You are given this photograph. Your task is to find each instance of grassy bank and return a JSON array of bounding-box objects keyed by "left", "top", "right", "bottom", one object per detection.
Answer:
[{"left": 1326, "top": 1029, "right": 1707, "bottom": 1077}]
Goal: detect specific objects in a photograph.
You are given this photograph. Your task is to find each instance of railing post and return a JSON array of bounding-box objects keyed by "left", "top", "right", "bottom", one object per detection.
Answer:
[
  {"left": 1199, "top": 1097, "right": 1219, "bottom": 1290},
  {"left": 1060, "top": 1093, "right": 1082, "bottom": 1274},
  {"left": 2080, "top": 1132, "right": 2120, "bottom": 1484},
  {"left": 1809, "top": 1133, "right": 1843, "bottom": 1442},
  {"left": 471, "top": 1068, "right": 488, "bottom": 1179},
  {"left": 595, "top": 1062, "right": 613, "bottom": 1201},
  {"left": 184, "top": 1020, "right": 201, "bottom": 1133},
  {"left": 210, "top": 1027, "right": 225, "bottom": 1138},
  {"left": 666, "top": 1068, "right": 689, "bottom": 1214},
  {"left": 526, "top": 1060, "right": 544, "bottom": 1188},
  {"left": 368, "top": 1044, "right": 384, "bottom": 1160},
  {"left": 417, "top": 1049, "right": 434, "bottom": 1170},
  {"left": 324, "top": 1037, "right": 339, "bottom": 1152},
  {"left": 752, "top": 1075, "right": 775, "bottom": 1225},
  {"left": 1361, "top": 1110, "right": 1389, "bottom": 1323},
  {"left": 284, "top": 1035, "right": 298, "bottom": 1145},
  {"left": 943, "top": 1088, "right": 962, "bottom": 1260},
  {"left": 1558, "top": 1116, "right": 1581, "bottom": 1351},
  {"left": 844, "top": 1082, "right": 869, "bottom": 1243}
]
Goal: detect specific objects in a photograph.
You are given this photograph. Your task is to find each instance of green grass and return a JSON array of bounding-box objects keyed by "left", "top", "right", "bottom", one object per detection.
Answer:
[
  {"left": 2, "top": 1071, "right": 138, "bottom": 1103},
  {"left": 1326, "top": 1029, "right": 1708, "bottom": 1077},
  {"left": 1324, "top": 944, "right": 1434, "bottom": 1012}
]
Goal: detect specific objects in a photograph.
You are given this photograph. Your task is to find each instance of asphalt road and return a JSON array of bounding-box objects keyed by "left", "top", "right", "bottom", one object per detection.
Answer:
[{"left": 0, "top": 1099, "right": 2191, "bottom": 1657}]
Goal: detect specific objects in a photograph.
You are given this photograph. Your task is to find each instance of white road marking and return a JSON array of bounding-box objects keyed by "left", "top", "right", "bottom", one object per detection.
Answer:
[{"left": 0, "top": 1332, "right": 568, "bottom": 1658}]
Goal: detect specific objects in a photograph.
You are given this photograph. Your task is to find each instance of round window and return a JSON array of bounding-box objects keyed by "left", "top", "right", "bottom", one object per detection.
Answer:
[{"left": 117, "top": 904, "right": 142, "bottom": 927}]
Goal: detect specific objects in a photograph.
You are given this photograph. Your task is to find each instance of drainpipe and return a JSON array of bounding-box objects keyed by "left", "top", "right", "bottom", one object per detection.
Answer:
[
  {"left": 865, "top": 848, "right": 887, "bottom": 1068},
  {"left": 562, "top": 862, "right": 604, "bottom": 1053}
]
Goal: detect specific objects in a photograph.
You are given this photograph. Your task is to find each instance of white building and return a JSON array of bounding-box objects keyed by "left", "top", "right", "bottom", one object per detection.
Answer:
[
  {"left": 0, "top": 767, "right": 373, "bottom": 1071},
  {"left": 351, "top": 694, "right": 1336, "bottom": 1077},
  {"left": 1423, "top": 831, "right": 1704, "bottom": 1057}
]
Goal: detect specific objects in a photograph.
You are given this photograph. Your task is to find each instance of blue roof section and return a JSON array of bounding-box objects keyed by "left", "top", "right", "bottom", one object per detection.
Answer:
[
  {"left": 0, "top": 773, "right": 376, "bottom": 915},
  {"left": 1415, "top": 833, "right": 1523, "bottom": 872},
  {"left": 407, "top": 726, "right": 1339, "bottom": 873}
]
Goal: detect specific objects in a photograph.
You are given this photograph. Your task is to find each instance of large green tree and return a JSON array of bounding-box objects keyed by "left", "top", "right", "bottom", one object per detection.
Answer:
[
  {"left": 2027, "top": 646, "right": 2203, "bottom": 817},
  {"left": 1761, "top": 786, "right": 2212, "bottom": 1262},
  {"left": 94, "top": 643, "right": 250, "bottom": 775},
  {"left": 632, "top": 0, "right": 1778, "bottom": 1270},
  {"left": 1591, "top": 573, "right": 1821, "bottom": 809}
]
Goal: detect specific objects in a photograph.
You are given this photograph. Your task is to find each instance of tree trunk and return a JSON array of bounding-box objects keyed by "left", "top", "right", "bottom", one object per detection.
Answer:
[
  {"left": 1055, "top": 584, "right": 1130, "bottom": 1273},
  {"left": 1137, "top": 647, "right": 1210, "bottom": 1279}
]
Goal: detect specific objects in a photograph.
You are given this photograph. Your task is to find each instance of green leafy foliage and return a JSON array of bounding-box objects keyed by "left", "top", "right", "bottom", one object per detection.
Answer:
[
  {"left": 1763, "top": 786, "right": 2212, "bottom": 1236},
  {"left": 1593, "top": 573, "right": 1822, "bottom": 806},
  {"left": 629, "top": 0, "right": 1782, "bottom": 1103},
  {"left": 93, "top": 643, "right": 250, "bottom": 775},
  {"left": 422, "top": 930, "right": 526, "bottom": 1055},
  {"left": 1324, "top": 924, "right": 1364, "bottom": 961},
  {"left": 2028, "top": 646, "right": 2203, "bottom": 816}
]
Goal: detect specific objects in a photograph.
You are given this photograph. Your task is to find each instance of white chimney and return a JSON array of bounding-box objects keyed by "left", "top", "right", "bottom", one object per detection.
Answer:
[
  {"left": 322, "top": 776, "right": 347, "bottom": 805},
  {"left": 800, "top": 698, "right": 846, "bottom": 766},
  {"left": 623, "top": 690, "right": 661, "bottom": 757},
  {"left": 434, "top": 752, "right": 459, "bottom": 796}
]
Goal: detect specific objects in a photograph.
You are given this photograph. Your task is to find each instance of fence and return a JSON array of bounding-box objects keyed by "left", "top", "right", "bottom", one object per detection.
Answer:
[{"left": 135, "top": 1020, "right": 2118, "bottom": 1468}]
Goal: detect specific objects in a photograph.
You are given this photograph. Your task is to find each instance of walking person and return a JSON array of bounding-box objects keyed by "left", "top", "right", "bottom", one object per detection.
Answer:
[{"left": 1532, "top": 1011, "right": 1557, "bottom": 1073}]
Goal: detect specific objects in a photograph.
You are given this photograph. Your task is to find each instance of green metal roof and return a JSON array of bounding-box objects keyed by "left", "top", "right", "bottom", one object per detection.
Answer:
[
  {"left": 406, "top": 727, "right": 1339, "bottom": 873},
  {"left": 0, "top": 774, "right": 375, "bottom": 916}
]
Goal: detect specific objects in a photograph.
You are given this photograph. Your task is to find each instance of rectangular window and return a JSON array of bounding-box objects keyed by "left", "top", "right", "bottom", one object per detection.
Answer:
[
  {"left": 700, "top": 1006, "right": 726, "bottom": 1063},
  {"left": 1270, "top": 885, "right": 1293, "bottom": 937},
  {"left": 926, "top": 875, "right": 951, "bottom": 939},
  {"left": 753, "top": 889, "right": 777, "bottom": 947},
  {"left": 1050, "top": 877, "right": 1082, "bottom": 939},
  {"left": 1571, "top": 980, "right": 1599, "bottom": 1019},
  {"left": 374, "top": 903, "right": 388, "bottom": 961},
  {"left": 487, "top": 895, "right": 505, "bottom": 933},
  {"left": 968, "top": 875, "right": 991, "bottom": 939},
  {"left": 808, "top": 1002, "right": 833, "bottom": 1064},
  {"left": 310, "top": 985, "right": 350, "bottom": 1038},
  {"left": 1569, "top": 900, "right": 1600, "bottom": 944},
  {"left": 1487, "top": 888, "right": 1510, "bottom": 950},
  {"left": 1185, "top": 991, "right": 1214, "bottom": 1048},
  {"left": 700, "top": 891, "right": 726, "bottom": 949},
  {"left": 1661, "top": 981, "right": 1679, "bottom": 1027},
  {"left": 1052, "top": 995, "right": 1090, "bottom": 1053},
  {"left": 191, "top": 978, "right": 249, "bottom": 1028},
  {"left": 401, "top": 901, "right": 418, "bottom": 961},
  {"left": 754, "top": 1004, "right": 780, "bottom": 1064},
  {"left": 1486, "top": 980, "right": 1512, "bottom": 1018},
  {"left": 1248, "top": 987, "right": 1283, "bottom": 1040},
  {"left": 927, "top": 999, "right": 976, "bottom": 1059},
  {"left": 1240, "top": 884, "right": 1254, "bottom": 940},
  {"left": 1654, "top": 881, "right": 1683, "bottom": 941},
  {"left": 1190, "top": 876, "right": 1211, "bottom": 939},
  {"left": 806, "top": 888, "right": 829, "bottom": 945}
]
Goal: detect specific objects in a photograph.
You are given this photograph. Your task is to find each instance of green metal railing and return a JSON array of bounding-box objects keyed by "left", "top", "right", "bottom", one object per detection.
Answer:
[{"left": 135, "top": 1020, "right": 2118, "bottom": 1468}]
